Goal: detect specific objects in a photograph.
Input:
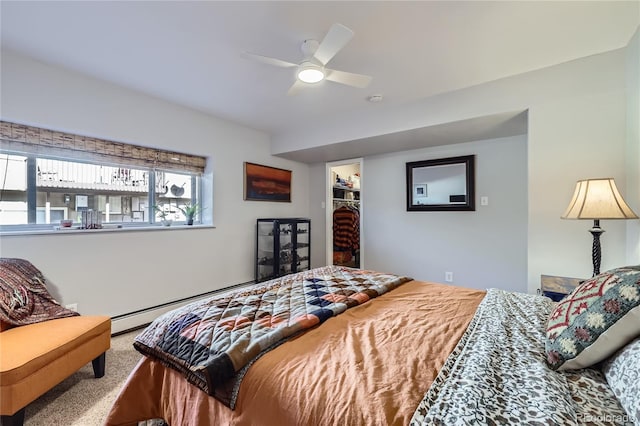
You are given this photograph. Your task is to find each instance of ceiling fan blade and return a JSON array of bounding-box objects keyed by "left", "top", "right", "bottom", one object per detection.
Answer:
[
  {"left": 325, "top": 68, "right": 372, "bottom": 88},
  {"left": 313, "top": 23, "right": 354, "bottom": 66},
  {"left": 287, "top": 80, "right": 306, "bottom": 96},
  {"left": 244, "top": 52, "right": 297, "bottom": 68}
]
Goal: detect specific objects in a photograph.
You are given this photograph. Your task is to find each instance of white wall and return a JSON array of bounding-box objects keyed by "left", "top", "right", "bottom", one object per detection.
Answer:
[
  {"left": 626, "top": 28, "right": 640, "bottom": 264},
  {"left": 0, "top": 50, "right": 310, "bottom": 321},
  {"left": 285, "top": 46, "right": 633, "bottom": 293},
  {"left": 308, "top": 162, "right": 327, "bottom": 268},
  {"left": 311, "top": 136, "right": 528, "bottom": 293},
  {"left": 527, "top": 90, "right": 627, "bottom": 284},
  {"left": 367, "top": 136, "right": 528, "bottom": 292}
]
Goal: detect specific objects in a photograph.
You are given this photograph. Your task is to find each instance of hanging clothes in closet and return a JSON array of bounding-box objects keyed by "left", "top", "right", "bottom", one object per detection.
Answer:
[{"left": 333, "top": 204, "right": 360, "bottom": 266}]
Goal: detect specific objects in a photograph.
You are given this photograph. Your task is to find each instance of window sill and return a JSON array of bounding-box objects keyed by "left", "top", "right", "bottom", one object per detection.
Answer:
[{"left": 0, "top": 224, "right": 215, "bottom": 237}]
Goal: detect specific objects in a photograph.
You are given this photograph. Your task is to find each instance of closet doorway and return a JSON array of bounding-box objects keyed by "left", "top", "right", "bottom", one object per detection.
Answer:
[{"left": 326, "top": 158, "right": 363, "bottom": 269}]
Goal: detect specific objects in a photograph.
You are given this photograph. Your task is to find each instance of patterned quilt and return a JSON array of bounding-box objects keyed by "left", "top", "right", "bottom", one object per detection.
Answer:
[
  {"left": 410, "top": 289, "right": 629, "bottom": 425},
  {"left": 134, "top": 265, "right": 411, "bottom": 408}
]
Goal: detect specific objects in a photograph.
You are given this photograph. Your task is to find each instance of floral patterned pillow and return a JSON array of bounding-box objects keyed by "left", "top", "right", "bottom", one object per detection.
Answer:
[
  {"left": 603, "top": 337, "right": 640, "bottom": 421},
  {"left": 545, "top": 265, "right": 640, "bottom": 370}
]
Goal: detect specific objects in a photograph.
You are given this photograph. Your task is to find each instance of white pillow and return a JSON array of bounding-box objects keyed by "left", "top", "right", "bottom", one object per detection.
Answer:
[{"left": 602, "top": 337, "right": 640, "bottom": 422}]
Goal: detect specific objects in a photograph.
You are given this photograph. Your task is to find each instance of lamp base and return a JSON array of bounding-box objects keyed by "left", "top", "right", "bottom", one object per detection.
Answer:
[{"left": 589, "top": 219, "right": 604, "bottom": 277}]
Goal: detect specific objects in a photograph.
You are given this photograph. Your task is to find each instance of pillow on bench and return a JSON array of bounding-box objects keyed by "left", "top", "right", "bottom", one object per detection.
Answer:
[{"left": 0, "top": 258, "right": 79, "bottom": 327}]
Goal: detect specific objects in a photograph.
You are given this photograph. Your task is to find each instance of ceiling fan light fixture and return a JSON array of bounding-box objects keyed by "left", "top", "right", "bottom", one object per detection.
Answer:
[
  {"left": 247, "top": 24, "right": 371, "bottom": 94},
  {"left": 297, "top": 63, "right": 325, "bottom": 84}
]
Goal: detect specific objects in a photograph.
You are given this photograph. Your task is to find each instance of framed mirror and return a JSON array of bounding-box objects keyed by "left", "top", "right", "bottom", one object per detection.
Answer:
[{"left": 406, "top": 155, "right": 475, "bottom": 211}]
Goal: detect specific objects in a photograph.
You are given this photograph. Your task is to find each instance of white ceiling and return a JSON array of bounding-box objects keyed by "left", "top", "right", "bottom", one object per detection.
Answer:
[{"left": 1, "top": 1, "right": 639, "bottom": 159}]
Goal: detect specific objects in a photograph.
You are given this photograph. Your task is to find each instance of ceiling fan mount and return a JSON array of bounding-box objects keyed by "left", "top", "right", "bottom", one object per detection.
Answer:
[
  {"left": 245, "top": 23, "right": 373, "bottom": 95},
  {"left": 300, "top": 39, "right": 320, "bottom": 59}
]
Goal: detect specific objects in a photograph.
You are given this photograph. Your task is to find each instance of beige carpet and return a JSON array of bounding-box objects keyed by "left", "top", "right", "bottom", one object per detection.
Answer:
[{"left": 24, "top": 329, "right": 153, "bottom": 426}]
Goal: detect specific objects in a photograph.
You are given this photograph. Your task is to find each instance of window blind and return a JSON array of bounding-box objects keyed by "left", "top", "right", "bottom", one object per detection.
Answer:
[{"left": 0, "top": 120, "right": 206, "bottom": 173}]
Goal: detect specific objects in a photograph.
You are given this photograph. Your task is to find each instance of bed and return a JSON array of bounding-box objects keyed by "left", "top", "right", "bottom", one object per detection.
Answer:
[{"left": 105, "top": 265, "right": 640, "bottom": 426}]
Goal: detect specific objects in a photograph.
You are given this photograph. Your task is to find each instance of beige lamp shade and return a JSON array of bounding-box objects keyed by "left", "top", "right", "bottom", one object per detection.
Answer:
[{"left": 562, "top": 178, "right": 638, "bottom": 220}]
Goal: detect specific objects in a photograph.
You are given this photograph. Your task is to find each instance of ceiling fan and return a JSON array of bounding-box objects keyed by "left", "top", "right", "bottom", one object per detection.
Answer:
[{"left": 245, "top": 23, "right": 373, "bottom": 95}]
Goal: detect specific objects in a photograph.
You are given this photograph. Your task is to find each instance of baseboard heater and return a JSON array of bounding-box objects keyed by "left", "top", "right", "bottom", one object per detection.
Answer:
[{"left": 111, "top": 280, "right": 255, "bottom": 335}]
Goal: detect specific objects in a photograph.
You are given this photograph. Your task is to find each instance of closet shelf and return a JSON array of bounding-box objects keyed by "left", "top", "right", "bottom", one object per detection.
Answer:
[{"left": 333, "top": 185, "right": 360, "bottom": 192}]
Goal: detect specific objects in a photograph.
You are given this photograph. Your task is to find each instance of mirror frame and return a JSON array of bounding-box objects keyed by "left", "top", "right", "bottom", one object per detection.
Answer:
[{"left": 406, "top": 155, "right": 475, "bottom": 211}]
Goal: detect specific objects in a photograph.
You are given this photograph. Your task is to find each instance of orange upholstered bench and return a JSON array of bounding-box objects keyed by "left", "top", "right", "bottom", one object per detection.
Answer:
[{"left": 0, "top": 315, "right": 111, "bottom": 426}]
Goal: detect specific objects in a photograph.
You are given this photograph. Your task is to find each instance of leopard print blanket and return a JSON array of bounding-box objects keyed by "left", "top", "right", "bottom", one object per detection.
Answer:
[{"left": 411, "top": 289, "right": 629, "bottom": 425}]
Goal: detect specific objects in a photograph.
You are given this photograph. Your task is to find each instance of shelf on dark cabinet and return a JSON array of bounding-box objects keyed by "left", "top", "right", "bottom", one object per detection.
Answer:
[{"left": 256, "top": 218, "right": 310, "bottom": 283}]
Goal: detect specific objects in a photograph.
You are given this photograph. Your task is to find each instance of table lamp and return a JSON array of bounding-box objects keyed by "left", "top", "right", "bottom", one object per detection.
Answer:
[{"left": 561, "top": 178, "right": 638, "bottom": 277}]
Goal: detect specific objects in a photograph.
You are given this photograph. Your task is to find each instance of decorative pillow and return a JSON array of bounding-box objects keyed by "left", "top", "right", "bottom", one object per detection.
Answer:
[
  {"left": 603, "top": 337, "right": 640, "bottom": 422},
  {"left": 0, "top": 258, "right": 79, "bottom": 326},
  {"left": 545, "top": 265, "right": 640, "bottom": 370}
]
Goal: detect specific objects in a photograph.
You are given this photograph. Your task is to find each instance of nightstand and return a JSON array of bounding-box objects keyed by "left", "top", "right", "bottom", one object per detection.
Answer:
[{"left": 540, "top": 275, "right": 584, "bottom": 302}]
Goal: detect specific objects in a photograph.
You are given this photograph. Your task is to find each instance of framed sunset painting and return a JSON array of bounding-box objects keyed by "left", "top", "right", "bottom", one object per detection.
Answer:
[{"left": 244, "top": 162, "right": 292, "bottom": 202}]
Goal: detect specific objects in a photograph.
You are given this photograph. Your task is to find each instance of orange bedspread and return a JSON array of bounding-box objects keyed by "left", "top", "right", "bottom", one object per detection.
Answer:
[{"left": 105, "top": 280, "right": 485, "bottom": 426}]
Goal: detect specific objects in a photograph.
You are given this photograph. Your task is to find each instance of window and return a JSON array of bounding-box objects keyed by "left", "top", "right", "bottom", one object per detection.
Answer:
[
  {"left": 153, "top": 170, "right": 200, "bottom": 223},
  {"left": 0, "top": 121, "right": 205, "bottom": 231}
]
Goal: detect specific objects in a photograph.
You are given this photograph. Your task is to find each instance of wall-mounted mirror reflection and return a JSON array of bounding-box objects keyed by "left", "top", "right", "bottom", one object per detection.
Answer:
[{"left": 406, "top": 155, "right": 475, "bottom": 211}]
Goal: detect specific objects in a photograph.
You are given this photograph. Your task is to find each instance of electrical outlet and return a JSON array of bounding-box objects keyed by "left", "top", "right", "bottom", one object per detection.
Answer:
[
  {"left": 445, "top": 272, "right": 453, "bottom": 282},
  {"left": 65, "top": 303, "right": 78, "bottom": 312}
]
